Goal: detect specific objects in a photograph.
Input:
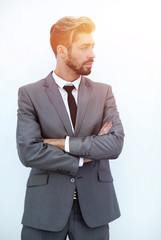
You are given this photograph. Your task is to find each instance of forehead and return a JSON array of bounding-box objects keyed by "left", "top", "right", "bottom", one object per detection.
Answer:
[{"left": 72, "top": 32, "right": 95, "bottom": 46}]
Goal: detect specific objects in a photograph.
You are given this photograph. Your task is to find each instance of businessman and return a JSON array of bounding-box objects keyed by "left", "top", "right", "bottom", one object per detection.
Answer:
[{"left": 17, "top": 16, "right": 124, "bottom": 240}]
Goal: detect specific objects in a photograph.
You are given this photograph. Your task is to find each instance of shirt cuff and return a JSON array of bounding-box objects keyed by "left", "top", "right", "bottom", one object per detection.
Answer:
[
  {"left": 65, "top": 136, "right": 70, "bottom": 153},
  {"left": 79, "top": 157, "right": 84, "bottom": 167},
  {"left": 65, "top": 136, "right": 83, "bottom": 167}
]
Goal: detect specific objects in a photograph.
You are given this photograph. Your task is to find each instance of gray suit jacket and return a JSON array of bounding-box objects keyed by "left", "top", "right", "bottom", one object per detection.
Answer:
[{"left": 16, "top": 72, "right": 124, "bottom": 232}]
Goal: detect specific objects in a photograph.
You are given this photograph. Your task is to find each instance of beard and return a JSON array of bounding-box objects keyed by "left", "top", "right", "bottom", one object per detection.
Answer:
[{"left": 66, "top": 52, "right": 94, "bottom": 75}]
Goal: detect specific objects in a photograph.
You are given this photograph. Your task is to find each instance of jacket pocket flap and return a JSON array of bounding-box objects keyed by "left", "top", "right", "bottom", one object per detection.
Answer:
[
  {"left": 27, "top": 174, "right": 49, "bottom": 187},
  {"left": 98, "top": 170, "right": 113, "bottom": 182}
]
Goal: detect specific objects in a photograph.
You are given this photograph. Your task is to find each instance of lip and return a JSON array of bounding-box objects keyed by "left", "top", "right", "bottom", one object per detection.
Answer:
[{"left": 84, "top": 62, "right": 93, "bottom": 67}]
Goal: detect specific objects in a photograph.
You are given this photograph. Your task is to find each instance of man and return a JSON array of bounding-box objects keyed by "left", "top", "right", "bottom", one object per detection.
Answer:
[{"left": 16, "top": 16, "right": 124, "bottom": 240}]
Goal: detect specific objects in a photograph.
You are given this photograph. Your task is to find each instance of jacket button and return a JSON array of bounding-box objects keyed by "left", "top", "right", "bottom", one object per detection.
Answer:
[{"left": 70, "top": 178, "right": 75, "bottom": 183}]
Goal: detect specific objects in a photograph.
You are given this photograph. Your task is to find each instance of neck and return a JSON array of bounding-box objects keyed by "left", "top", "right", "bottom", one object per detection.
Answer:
[{"left": 55, "top": 62, "right": 80, "bottom": 82}]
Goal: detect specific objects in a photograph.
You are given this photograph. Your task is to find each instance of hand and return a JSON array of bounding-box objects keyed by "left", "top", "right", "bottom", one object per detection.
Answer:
[
  {"left": 84, "top": 158, "right": 93, "bottom": 163},
  {"left": 98, "top": 122, "right": 112, "bottom": 136}
]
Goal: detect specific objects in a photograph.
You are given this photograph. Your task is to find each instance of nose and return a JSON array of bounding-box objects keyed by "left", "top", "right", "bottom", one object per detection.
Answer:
[{"left": 88, "top": 48, "right": 95, "bottom": 59}]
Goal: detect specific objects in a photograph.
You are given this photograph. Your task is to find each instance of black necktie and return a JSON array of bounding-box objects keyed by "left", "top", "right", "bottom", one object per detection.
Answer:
[{"left": 63, "top": 85, "right": 77, "bottom": 128}]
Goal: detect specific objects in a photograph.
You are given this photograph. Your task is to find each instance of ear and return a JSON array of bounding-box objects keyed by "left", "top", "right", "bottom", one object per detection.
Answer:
[{"left": 57, "top": 45, "right": 68, "bottom": 58}]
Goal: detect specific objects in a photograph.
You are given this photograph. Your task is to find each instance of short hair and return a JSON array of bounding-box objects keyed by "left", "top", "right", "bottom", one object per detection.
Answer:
[{"left": 50, "top": 16, "right": 95, "bottom": 56}]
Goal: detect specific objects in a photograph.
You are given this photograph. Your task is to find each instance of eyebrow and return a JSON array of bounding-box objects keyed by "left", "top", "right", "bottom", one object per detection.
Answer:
[{"left": 80, "top": 43, "right": 95, "bottom": 47}]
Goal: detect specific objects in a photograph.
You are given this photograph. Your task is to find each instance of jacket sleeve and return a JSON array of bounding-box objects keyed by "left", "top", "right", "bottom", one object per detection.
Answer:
[
  {"left": 69, "top": 85, "right": 124, "bottom": 160},
  {"left": 16, "top": 87, "right": 79, "bottom": 176}
]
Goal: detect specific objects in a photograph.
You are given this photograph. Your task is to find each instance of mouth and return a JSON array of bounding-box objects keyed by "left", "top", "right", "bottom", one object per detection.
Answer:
[{"left": 84, "top": 61, "right": 94, "bottom": 67}]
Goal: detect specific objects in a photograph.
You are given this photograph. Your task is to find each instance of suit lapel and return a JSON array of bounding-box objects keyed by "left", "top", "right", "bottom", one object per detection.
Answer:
[
  {"left": 43, "top": 72, "right": 73, "bottom": 136},
  {"left": 75, "top": 76, "right": 92, "bottom": 136}
]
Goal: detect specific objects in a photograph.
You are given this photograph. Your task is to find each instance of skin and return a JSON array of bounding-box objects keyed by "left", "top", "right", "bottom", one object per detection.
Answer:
[
  {"left": 55, "top": 32, "right": 95, "bottom": 81},
  {"left": 43, "top": 32, "right": 113, "bottom": 163}
]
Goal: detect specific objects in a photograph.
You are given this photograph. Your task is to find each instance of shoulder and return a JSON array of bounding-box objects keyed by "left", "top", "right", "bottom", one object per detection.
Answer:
[
  {"left": 82, "top": 76, "right": 112, "bottom": 91},
  {"left": 19, "top": 78, "right": 46, "bottom": 92},
  {"left": 18, "top": 72, "right": 53, "bottom": 95}
]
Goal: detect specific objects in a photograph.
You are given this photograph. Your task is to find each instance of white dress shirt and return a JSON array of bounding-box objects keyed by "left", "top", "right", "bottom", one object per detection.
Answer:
[{"left": 52, "top": 71, "right": 83, "bottom": 167}]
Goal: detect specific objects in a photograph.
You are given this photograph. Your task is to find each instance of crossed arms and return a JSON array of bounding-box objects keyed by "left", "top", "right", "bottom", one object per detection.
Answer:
[
  {"left": 44, "top": 122, "right": 113, "bottom": 163},
  {"left": 17, "top": 85, "right": 124, "bottom": 176}
]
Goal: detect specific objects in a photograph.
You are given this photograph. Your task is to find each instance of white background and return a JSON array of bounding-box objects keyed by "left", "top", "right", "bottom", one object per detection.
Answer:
[{"left": 0, "top": 0, "right": 161, "bottom": 239}]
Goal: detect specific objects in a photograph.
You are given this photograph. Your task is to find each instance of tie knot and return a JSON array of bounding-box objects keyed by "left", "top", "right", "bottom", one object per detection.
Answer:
[{"left": 63, "top": 85, "right": 75, "bottom": 93}]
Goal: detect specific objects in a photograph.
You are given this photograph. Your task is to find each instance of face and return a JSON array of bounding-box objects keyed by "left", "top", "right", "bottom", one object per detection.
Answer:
[{"left": 66, "top": 32, "right": 95, "bottom": 75}]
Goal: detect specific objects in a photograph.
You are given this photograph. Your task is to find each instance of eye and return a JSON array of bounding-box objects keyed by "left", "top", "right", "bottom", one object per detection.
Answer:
[{"left": 81, "top": 46, "right": 88, "bottom": 49}]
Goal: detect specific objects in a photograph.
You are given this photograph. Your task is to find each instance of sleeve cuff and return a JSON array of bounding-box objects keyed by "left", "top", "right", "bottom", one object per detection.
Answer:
[
  {"left": 65, "top": 136, "right": 83, "bottom": 167},
  {"left": 65, "top": 136, "right": 70, "bottom": 153}
]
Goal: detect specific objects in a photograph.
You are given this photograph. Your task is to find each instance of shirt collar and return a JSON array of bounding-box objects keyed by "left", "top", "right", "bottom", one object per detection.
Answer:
[{"left": 52, "top": 71, "right": 81, "bottom": 90}]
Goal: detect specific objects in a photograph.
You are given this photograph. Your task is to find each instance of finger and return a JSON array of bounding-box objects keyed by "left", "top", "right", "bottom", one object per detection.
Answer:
[
  {"left": 101, "top": 122, "right": 108, "bottom": 131},
  {"left": 84, "top": 158, "right": 92, "bottom": 163},
  {"left": 104, "top": 122, "right": 112, "bottom": 133},
  {"left": 98, "top": 122, "right": 109, "bottom": 135},
  {"left": 99, "top": 122, "right": 112, "bottom": 135},
  {"left": 98, "top": 122, "right": 113, "bottom": 136},
  {"left": 99, "top": 122, "right": 108, "bottom": 132}
]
